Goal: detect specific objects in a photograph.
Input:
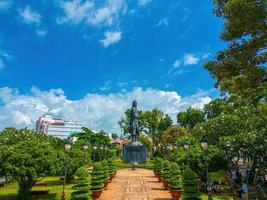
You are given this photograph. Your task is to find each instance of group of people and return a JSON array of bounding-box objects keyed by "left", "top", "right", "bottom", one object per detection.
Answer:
[
  {"left": 231, "top": 168, "right": 249, "bottom": 199},
  {"left": 199, "top": 181, "right": 221, "bottom": 194}
]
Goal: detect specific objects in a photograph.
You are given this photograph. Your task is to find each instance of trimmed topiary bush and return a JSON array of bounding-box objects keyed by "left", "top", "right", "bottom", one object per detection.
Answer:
[
  {"left": 107, "top": 158, "right": 116, "bottom": 176},
  {"left": 153, "top": 157, "right": 159, "bottom": 175},
  {"left": 169, "top": 163, "right": 182, "bottom": 190},
  {"left": 182, "top": 168, "right": 201, "bottom": 200},
  {"left": 91, "top": 162, "right": 105, "bottom": 190},
  {"left": 101, "top": 160, "right": 109, "bottom": 181},
  {"left": 71, "top": 167, "right": 92, "bottom": 200},
  {"left": 162, "top": 160, "right": 171, "bottom": 182},
  {"left": 154, "top": 157, "right": 164, "bottom": 176}
]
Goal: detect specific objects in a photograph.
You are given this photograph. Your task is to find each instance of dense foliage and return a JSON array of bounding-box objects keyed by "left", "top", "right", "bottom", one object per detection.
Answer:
[
  {"left": 168, "top": 163, "right": 182, "bottom": 190},
  {"left": 107, "top": 158, "right": 117, "bottom": 176},
  {"left": 153, "top": 157, "right": 164, "bottom": 176},
  {"left": 177, "top": 107, "right": 205, "bottom": 130},
  {"left": 162, "top": 160, "right": 171, "bottom": 182},
  {"left": 193, "top": 99, "right": 267, "bottom": 169},
  {"left": 101, "top": 160, "right": 109, "bottom": 182},
  {"left": 0, "top": 128, "right": 57, "bottom": 197},
  {"left": 161, "top": 125, "right": 188, "bottom": 145},
  {"left": 205, "top": 0, "right": 267, "bottom": 102}
]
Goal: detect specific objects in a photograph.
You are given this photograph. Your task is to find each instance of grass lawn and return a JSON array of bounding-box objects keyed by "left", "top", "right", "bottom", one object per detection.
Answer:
[
  {"left": 0, "top": 177, "right": 74, "bottom": 200},
  {"left": 200, "top": 194, "right": 233, "bottom": 200}
]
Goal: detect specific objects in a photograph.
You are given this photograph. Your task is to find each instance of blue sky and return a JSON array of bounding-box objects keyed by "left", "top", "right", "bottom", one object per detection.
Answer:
[{"left": 0, "top": 0, "right": 225, "bottom": 133}]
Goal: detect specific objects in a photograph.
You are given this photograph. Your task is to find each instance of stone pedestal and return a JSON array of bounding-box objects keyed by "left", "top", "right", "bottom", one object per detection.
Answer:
[{"left": 123, "top": 141, "right": 147, "bottom": 164}]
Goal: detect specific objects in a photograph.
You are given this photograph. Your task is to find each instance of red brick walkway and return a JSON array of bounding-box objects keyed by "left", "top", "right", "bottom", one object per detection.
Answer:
[{"left": 99, "top": 168, "right": 172, "bottom": 200}]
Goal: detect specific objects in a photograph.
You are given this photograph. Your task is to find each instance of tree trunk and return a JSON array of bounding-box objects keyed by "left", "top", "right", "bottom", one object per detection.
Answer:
[
  {"left": 5, "top": 176, "right": 8, "bottom": 187},
  {"left": 17, "top": 179, "right": 35, "bottom": 199}
]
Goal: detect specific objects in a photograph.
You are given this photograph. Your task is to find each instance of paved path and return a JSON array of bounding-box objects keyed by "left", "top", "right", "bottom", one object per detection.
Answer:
[{"left": 99, "top": 168, "right": 172, "bottom": 200}]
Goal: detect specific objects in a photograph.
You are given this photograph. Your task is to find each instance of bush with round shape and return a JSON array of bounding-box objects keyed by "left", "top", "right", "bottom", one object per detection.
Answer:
[
  {"left": 91, "top": 162, "right": 105, "bottom": 190},
  {"left": 71, "top": 167, "right": 92, "bottom": 200},
  {"left": 182, "top": 168, "right": 201, "bottom": 200}
]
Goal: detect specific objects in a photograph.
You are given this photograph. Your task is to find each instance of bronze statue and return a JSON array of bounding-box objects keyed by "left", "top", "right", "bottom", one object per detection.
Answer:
[{"left": 130, "top": 100, "right": 139, "bottom": 142}]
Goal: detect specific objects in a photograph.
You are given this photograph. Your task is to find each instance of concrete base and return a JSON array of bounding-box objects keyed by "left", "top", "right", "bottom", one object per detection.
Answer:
[{"left": 123, "top": 141, "right": 147, "bottom": 164}]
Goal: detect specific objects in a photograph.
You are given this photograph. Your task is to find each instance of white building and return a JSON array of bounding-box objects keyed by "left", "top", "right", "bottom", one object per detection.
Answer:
[{"left": 36, "top": 114, "right": 84, "bottom": 139}]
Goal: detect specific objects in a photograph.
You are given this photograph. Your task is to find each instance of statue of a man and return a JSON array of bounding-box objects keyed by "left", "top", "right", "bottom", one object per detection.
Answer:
[{"left": 130, "top": 100, "right": 139, "bottom": 142}]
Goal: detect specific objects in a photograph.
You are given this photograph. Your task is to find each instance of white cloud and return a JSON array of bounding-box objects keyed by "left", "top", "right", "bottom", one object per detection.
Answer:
[
  {"left": 0, "top": 87, "right": 213, "bottom": 133},
  {"left": 173, "top": 60, "right": 181, "bottom": 68},
  {"left": 170, "top": 52, "right": 210, "bottom": 76},
  {"left": 117, "top": 82, "right": 128, "bottom": 88},
  {"left": 137, "top": 0, "right": 152, "bottom": 6},
  {"left": 0, "top": 50, "right": 12, "bottom": 70},
  {"left": 11, "top": 111, "right": 32, "bottom": 126},
  {"left": 57, "top": 0, "right": 94, "bottom": 25},
  {"left": 36, "top": 29, "right": 47, "bottom": 36},
  {"left": 100, "top": 31, "right": 122, "bottom": 47},
  {"left": 99, "top": 80, "right": 111, "bottom": 91},
  {"left": 202, "top": 53, "right": 211, "bottom": 59},
  {"left": 19, "top": 6, "right": 41, "bottom": 25},
  {"left": 18, "top": 6, "right": 47, "bottom": 36},
  {"left": 157, "top": 18, "right": 168, "bottom": 26},
  {"left": 88, "top": 0, "right": 126, "bottom": 26},
  {"left": 58, "top": 0, "right": 127, "bottom": 27},
  {"left": 183, "top": 53, "right": 199, "bottom": 65},
  {"left": 181, "top": 8, "right": 191, "bottom": 22},
  {"left": 0, "top": 0, "right": 12, "bottom": 10}
]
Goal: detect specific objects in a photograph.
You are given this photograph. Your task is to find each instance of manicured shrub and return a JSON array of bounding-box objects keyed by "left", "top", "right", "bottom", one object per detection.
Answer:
[
  {"left": 101, "top": 160, "right": 110, "bottom": 181},
  {"left": 162, "top": 160, "right": 171, "bottom": 182},
  {"left": 71, "top": 167, "right": 92, "bottom": 200},
  {"left": 169, "top": 163, "right": 182, "bottom": 190},
  {"left": 153, "top": 157, "right": 159, "bottom": 173},
  {"left": 91, "top": 162, "right": 105, "bottom": 190},
  {"left": 182, "top": 168, "right": 201, "bottom": 200},
  {"left": 107, "top": 158, "right": 116, "bottom": 176},
  {"left": 154, "top": 157, "right": 164, "bottom": 176}
]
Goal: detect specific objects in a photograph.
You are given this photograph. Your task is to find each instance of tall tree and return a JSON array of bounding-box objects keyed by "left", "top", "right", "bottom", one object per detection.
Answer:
[
  {"left": 118, "top": 109, "right": 146, "bottom": 134},
  {"left": 177, "top": 107, "right": 205, "bottom": 130},
  {"left": 193, "top": 102, "right": 267, "bottom": 169},
  {"left": 204, "top": 0, "right": 267, "bottom": 102},
  {"left": 204, "top": 98, "right": 229, "bottom": 120},
  {"left": 0, "top": 128, "right": 56, "bottom": 198},
  {"left": 143, "top": 109, "right": 164, "bottom": 145},
  {"left": 161, "top": 125, "right": 188, "bottom": 145},
  {"left": 118, "top": 108, "right": 172, "bottom": 146}
]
